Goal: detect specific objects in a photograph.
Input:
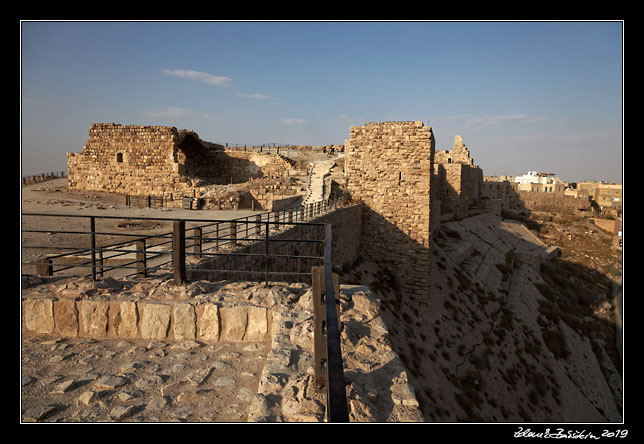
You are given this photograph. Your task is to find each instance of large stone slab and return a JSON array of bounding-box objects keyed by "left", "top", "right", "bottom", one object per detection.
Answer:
[
  {"left": 111, "top": 301, "right": 139, "bottom": 338},
  {"left": 140, "top": 303, "right": 171, "bottom": 340},
  {"left": 173, "top": 303, "right": 196, "bottom": 340},
  {"left": 79, "top": 300, "right": 109, "bottom": 337},
  {"left": 198, "top": 303, "right": 220, "bottom": 341},
  {"left": 246, "top": 306, "right": 269, "bottom": 342},
  {"left": 53, "top": 298, "right": 78, "bottom": 337},
  {"left": 22, "top": 298, "right": 54, "bottom": 334},
  {"left": 219, "top": 306, "right": 248, "bottom": 341}
]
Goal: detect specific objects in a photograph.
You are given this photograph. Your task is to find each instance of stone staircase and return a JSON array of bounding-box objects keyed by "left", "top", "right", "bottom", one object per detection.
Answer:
[{"left": 303, "top": 160, "right": 336, "bottom": 205}]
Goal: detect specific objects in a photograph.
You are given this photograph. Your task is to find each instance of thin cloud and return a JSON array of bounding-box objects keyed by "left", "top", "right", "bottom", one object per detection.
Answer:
[
  {"left": 432, "top": 113, "right": 548, "bottom": 128},
  {"left": 338, "top": 114, "right": 365, "bottom": 125},
  {"left": 145, "top": 106, "right": 211, "bottom": 121},
  {"left": 468, "top": 114, "right": 548, "bottom": 126},
  {"left": 238, "top": 92, "right": 271, "bottom": 100},
  {"left": 162, "top": 68, "right": 232, "bottom": 87},
  {"left": 280, "top": 118, "right": 307, "bottom": 125}
]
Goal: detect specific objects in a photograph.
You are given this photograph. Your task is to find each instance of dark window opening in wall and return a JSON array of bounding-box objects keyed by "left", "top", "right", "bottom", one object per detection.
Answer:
[
  {"left": 398, "top": 171, "right": 402, "bottom": 186},
  {"left": 447, "top": 158, "right": 452, "bottom": 164},
  {"left": 116, "top": 153, "right": 123, "bottom": 163}
]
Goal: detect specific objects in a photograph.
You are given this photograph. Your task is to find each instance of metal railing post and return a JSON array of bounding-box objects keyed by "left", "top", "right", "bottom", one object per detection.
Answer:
[
  {"left": 264, "top": 220, "right": 269, "bottom": 286},
  {"left": 135, "top": 239, "right": 147, "bottom": 277},
  {"left": 90, "top": 216, "right": 97, "bottom": 281},
  {"left": 173, "top": 220, "right": 186, "bottom": 284}
]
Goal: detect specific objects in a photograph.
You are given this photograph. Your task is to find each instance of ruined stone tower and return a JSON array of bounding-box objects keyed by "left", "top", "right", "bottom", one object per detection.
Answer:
[
  {"left": 434, "top": 135, "right": 484, "bottom": 218},
  {"left": 344, "top": 121, "right": 437, "bottom": 302},
  {"left": 66, "top": 123, "right": 292, "bottom": 200}
]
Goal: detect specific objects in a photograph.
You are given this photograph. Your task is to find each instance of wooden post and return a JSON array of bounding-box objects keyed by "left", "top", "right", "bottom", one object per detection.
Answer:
[
  {"left": 256, "top": 215, "right": 262, "bottom": 238},
  {"left": 312, "top": 266, "right": 327, "bottom": 390},
  {"left": 193, "top": 227, "right": 202, "bottom": 257},
  {"left": 173, "top": 220, "right": 186, "bottom": 284},
  {"left": 97, "top": 248, "right": 104, "bottom": 278},
  {"left": 36, "top": 257, "right": 53, "bottom": 276},
  {"left": 231, "top": 221, "right": 237, "bottom": 245},
  {"left": 135, "top": 239, "right": 147, "bottom": 277}
]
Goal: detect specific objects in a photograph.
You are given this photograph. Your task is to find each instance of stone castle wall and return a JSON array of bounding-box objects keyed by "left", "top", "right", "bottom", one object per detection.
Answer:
[
  {"left": 345, "top": 121, "right": 435, "bottom": 301},
  {"left": 67, "top": 123, "right": 292, "bottom": 199}
]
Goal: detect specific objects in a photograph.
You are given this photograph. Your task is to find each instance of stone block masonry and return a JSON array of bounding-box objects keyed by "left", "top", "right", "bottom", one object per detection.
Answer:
[
  {"left": 345, "top": 121, "right": 435, "bottom": 303},
  {"left": 67, "top": 123, "right": 292, "bottom": 200},
  {"left": 434, "top": 135, "right": 484, "bottom": 218},
  {"left": 22, "top": 296, "right": 271, "bottom": 343},
  {"left": 68, "top": 124, "right": 190, "bottom": 197}
]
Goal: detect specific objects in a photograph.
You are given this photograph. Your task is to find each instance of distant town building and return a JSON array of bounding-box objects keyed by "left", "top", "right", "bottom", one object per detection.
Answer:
[
  {"left": 513, "top": 171, "right": 565, "bottom": 193},
  {"left": 575, "top": 181, "right": 622, "bottom": 211}
]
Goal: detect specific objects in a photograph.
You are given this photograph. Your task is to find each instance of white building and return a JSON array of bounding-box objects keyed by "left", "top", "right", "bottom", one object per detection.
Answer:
[{"left": 514, "top": 171, "right": 563, "bottom": 185}]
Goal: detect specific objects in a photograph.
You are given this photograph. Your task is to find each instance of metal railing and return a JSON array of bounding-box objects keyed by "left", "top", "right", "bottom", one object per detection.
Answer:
[
  {"left": 21, "top": 197, "right": 347, "bottom": 282},
  {"left": 311, "top": 225, "right": 349, "bottom": 422},
  {"left": 21, "top": 197, "right": 349, "bottom": 422}
]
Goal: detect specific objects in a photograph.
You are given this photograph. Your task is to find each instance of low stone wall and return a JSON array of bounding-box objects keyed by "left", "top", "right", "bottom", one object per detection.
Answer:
[
  {"left": 268, "top": 195, "right": 302, "bottom": 212},
  {"left": 22, "top": 296, "right": 271, "bottom": 343},
  {"left": 517, "top": 191, "right": 591, "bottom": 213},
  {"left": 592, "top": 218, "right": 621, "bottom": 234}
]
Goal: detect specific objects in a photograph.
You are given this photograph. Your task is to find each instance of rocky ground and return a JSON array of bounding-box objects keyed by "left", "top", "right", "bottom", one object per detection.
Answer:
[
  {"left": 21, "top": 273, "right": 422, "bottom": 423},
  {"left": 21, "top": 336, "right": 268, "bottom": 422},
  {"left": 530, "top": 210, "right": 622, "bottom": 280}
]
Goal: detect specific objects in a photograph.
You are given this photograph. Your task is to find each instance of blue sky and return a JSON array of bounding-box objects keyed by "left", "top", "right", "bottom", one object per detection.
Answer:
[{"left": 20, "top": 21, "right": 623, "bottom": 182}]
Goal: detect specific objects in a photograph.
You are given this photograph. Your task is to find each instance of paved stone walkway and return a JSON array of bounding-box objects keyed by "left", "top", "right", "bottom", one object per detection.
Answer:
[{"left": 21, "top": 336, "right": 268, "bottom": 422}]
